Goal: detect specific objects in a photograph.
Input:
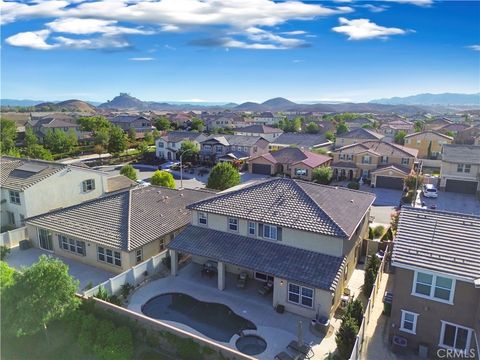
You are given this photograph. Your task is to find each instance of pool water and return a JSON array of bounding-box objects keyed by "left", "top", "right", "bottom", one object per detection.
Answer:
[
  {"left": 236, "top": 335, "right": 267, "bottom": 355},
  {"left": 141, "top": 293, "right": 256, "bottom": 342}
]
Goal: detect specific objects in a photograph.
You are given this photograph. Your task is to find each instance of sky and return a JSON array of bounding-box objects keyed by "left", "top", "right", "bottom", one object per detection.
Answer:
[{"left": 1, "top": 0, "right": 479, "bottom": 103}]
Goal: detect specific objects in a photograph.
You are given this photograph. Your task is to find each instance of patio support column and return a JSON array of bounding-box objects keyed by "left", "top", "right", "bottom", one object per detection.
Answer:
[
  {"left": 170, "top": 250, "right": 178, "bottom": 276},
  {"left": 217, "top": 261, "right": 225, "bottom": 291}
]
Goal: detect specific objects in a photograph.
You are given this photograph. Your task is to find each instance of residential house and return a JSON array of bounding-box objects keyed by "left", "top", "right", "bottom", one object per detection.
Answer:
[
  {"left": 454, "top": 125, "right": 480, "bottom": 145},
  {"left": 379, "top": 119, "right": 414, "bottom": 142},
  {"left": 345, "top": 117, "right": 376, "bottom": 130},
  {"left": 108, "top": 115, "right": 153, "bottom": 132},
  {"left": 331, "top": 141, "right": 418, "bottom": 188},
  {"left": 25, "top": 186, "right": 214, "bottom": 273},
  {"left": 335, "top": 128, "right": 384, "bottom": 148},
  {"left": 0, "top": 157, "right": 135, "bottom": 230},
  {"left": 204, "top": 113, "right": 243, "bottom": 131},
  {"left": 403, "top": 131, "right": 453, "bottom": 159},
  {"left": 233, "top": 124, "right": 283, "bottom": 142},
  {"left": 439, "top": 144, "right": 480, "bottom": 195},
  {"left": 269, "top": 133, "right": 332, "bottom": 152},
  {"left": 26, "top": 115, "right": 83, "bottom": 142},
  {"left": 424, "top": 117, "right": 452, "bottom": 131},
  {"left": 253, "top": 112, "right": 284, "bottom": 126},
  {"left": 168, "top": 178, "right": 375, "bottom": 319},
  {"left": 168, "top": 113, "right": 192, "bottom": 128},
  {"left": 248, "top": 147, "right": 332, "bottom": 181},
  {"left": 390, "top": 207, "right": 480, "bottom": 359},
  {"left": 155, "top": 131, "right": 207, "bottom": 161},
  {"left": 199, "top": 135, "right": 270, "bottom": 163},
  {"left": 436, "top": 123, "right": 471, "bottom": 136}
]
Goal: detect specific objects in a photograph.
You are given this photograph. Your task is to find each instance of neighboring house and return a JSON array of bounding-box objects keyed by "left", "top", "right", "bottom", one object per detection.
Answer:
[
  {"left": 108, "top": 115, "right": 153, "bottom": 132},
  {"left": 390, "top": 207, "right": 480, "bottom": 359},
  {"left": 26, "top": 115, "right": 82, "bottom": 141},
  {"left": 439, "top": 144, "right": 480, "bottom": 195},
  {"left": 168, "top": 178, "right": 375, "bottom": 320},
  {"left": 26, "top": 186, "right": 214, "bottom": 273},
  {"left": 403, "top": 131, "right": 453, "bottom": 159},
  {"left": 379, "top": 119, "right": 414, "bottom": 142},
  {"left": 0, "top": 157, "right": 134, "bottom": 230},
  {"left": 199, "top": 135, "right": 270, "bottom": 163},
  {"left": 203, "top": 113, "right": 242, "bottom": 131},
  {"left": 269, "top": 133, "right": 332, "bottom": 151},
  {"left": 454, "top": 126, "right": 480, "bottom": 145},
  {"left": 335, "top": 128, "right": 384, "bottom": 148},
  {"left": 168, "top": 113, "right": 192, "bottom": 128},
  {"left": 233, "top": 124, "right": 283, "bottom": 142},
  {"left": 424, "top": 117, "right": 452, "bottom": 131},
  {"left": 436, "top": 123, "right": 471, "bottom": 136},
  {"left": 331, "top": 141, "right": 418, "bottom": 188},
  {"left": 248, "top": 147, "right": 332, "bottom": 181},
  {"left": 155, "top": 131, "right": 207, "bottom": 161},
  {"left": 345, "top": 117, "right": 375, "bottom": 130},
  {"left": 253, "top": 112, "right": 284, "bottom": 126}
]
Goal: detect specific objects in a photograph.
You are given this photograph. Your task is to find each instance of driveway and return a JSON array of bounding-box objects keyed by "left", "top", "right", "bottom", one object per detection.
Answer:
[
  {"left": 6, "top": 247, "right": 114, "bottom": 291},
  {"left": 362, "top": 186, "right": 403, "bottom": 207},
  {"left": 421, "top": 191, "right": 480, "bottom": 215}
]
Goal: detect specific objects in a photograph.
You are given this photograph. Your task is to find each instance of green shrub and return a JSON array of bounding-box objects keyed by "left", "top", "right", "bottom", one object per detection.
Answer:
[
  {"left": 312, "top": 166, "right": 333, "bottom": 185},
  {"left": 363, "top": 255, "right": 381, "bottom": 297},
  {"left": 344, "top": 299, "right": 364, "bottom": 328},
  {"left": 120, "top": 283, "right": 135, "bottom": 299},
  {"left": 95, "top": 286, "right": 109, "bottom": 301},
  {"left": 347, "top": 182, "right": 360, "bottom": 190},
  {"left": 78, "top": 314, "right": 98, "bottom": 351},
  {"left": 373, "top": 225, "right": 385, "bottom": 238},
  {"left": 0, "top": 246, "right": 11, "bottom": 260},
  {"left": 335, "top": 315, "right": 359, "bottom": 360}
]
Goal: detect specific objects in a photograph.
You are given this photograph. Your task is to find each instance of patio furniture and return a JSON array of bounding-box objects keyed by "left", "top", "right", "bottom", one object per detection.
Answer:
[
  {"left": 287, "top": 341, "right": 312, "bottom": 357},
  {"left": 274, "top": 351, "right": 305, "bottom": 360},
  {"left": 258, "top": 281, "right": 273, "bottom": 295},
  {"left": 236, "top": 272, "right": 248, "bottom": 288},
  {"left": 201, "top": 260, "right": 218, "bottom": 278}
]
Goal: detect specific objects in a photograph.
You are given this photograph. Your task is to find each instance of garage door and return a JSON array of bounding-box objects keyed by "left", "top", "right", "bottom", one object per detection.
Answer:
[
  {"left": 445, "top": 179, "right": 478, "bottom": 194},
  {"left": 251, "top": 163, "right": 271, "bottom": 175},
  {"left": 376, "top": 176, "right": 404, "bottom": 190}
]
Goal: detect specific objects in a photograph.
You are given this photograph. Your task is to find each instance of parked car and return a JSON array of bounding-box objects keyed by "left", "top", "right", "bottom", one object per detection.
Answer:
[{"left": 422, "top": 184, "right": 438, "bottom": 198}]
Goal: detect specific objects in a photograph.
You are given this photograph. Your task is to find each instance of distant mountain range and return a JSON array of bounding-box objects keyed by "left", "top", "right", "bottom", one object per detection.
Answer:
[
  {"left": 2, "top": 92, "right": 479, "bottom": 114},
  {"left": 370, "top": 93, "right": 480, "bottom": 106}
]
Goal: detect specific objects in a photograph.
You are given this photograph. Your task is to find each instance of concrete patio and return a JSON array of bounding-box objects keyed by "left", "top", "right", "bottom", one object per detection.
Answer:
[
  {"left": 128, "top": 262, "right": 340, "bottom": 360},
  {"left": 6, "top": 247, "right": 115, "bottom": 291}
]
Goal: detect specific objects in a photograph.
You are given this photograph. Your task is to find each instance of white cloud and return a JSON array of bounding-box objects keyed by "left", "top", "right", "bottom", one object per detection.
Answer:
[
  {"left": 46, "top": 18, "right": 154, "bottom": 35},
  {"left": 359, "top": 4, "right": 389, "bottom": 13},
  {"left": 5, "top": 30, "right": 58, "bottom": 50},
  {"left": 467, "top": 45, "right": 480, "bottom": 51},
  {"left": 383, "top": 0, "right": 433, "bottom": 6},
  {"left": 332, "top": 17, "right": 408, "bottom": 40},
  {"left": 54, "top": 35, "right": 130, "bottom": 49},
  {"left": 0, "top": 0, "right": 69, "bottom": 25},
  {"left": 280, "top": 30, "right": 307, "bottom": 35},
  {"left": 129, "top": 57, "right": 155, "bottom": 61}
]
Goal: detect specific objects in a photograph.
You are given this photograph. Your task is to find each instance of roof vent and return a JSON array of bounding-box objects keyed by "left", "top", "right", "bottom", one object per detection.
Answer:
[
  {"left": 180, "top": 193, "right": 184, "bottom": 197},
  {"left": 350, "top": 199, "right": 354, "bottom": 203}
]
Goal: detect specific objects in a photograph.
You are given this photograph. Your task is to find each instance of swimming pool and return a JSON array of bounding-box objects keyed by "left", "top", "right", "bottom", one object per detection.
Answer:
[{"left": 141, "top": 293, "right": 256, "bottom": 342}]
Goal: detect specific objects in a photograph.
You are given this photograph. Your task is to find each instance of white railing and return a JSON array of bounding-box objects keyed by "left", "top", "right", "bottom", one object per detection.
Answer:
[
  {"left": 84, "top": 251, "right": 168, "bottom": 296},
  {"left": 0, "top": 227, "right": 28, "bottom": 248},
  {"left": 349, "top": 245, "right": 389, "bottom": 360}
]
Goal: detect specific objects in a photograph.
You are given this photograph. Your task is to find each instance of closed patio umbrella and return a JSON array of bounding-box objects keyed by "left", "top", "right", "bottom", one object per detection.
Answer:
[{"left": 297, "top": 320, "right": 303, "bottom": 345}]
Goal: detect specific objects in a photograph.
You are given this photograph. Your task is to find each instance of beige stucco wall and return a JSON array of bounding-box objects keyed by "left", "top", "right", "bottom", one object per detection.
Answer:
[
  {"left": 1, "top": 190, "right": 27, "bottom": 228},
  {"left": 404, "top": 133, "right": 452, "bottom": 158},
  {"left": 390, "top": 267, "right": 480, "bottom": 355},
  {"left": 248, "top": 156, "right": 276, "bottom": 175},
  {"left": 371, "top": 168, "right": 408, "bottom": 187},
  {"left": 439, "top": 161, "right": 480, "bottom": 190}
]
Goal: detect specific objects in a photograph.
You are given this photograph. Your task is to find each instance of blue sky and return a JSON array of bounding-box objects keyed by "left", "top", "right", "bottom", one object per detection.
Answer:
[{"left": 1, "top": 0, "right": 479, "bottom": 103}]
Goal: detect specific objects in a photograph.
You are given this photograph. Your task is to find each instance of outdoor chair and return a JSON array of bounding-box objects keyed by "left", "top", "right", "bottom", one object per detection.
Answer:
[
  {"left": 236, "top": 272, "right": 248, "bottom": 288},
  {"left": 287, "top": 341, "right": 312, "bottom": 357},
  {"left": 258, "top": 281, "right": 273, "bottom": 295}
]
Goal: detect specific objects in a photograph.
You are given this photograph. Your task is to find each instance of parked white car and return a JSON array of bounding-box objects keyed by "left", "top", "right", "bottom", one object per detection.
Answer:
[{"left": 423, "top": 184, "right": 438, "bottom": 198}]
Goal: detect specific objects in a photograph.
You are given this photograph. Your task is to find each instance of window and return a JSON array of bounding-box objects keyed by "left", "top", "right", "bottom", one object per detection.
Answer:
[
  {"left": 136, "top": 249, "right": 143, "bottom": 264},
  {"left": 198, "top": 212, "right": 208, "bottom": 226},
  {"left": 295, "top": 168, "right": 307, "bottom": 176},
  {"left": 339, "top": 154, "right": 345, "bottom": 160},
  {"left": 362, "top": 155, "right": 371, "bottom": 164},
  {"left": 59, "top": 235, "right": 85, "bottom": 256},
  {"left": 97, "top": 246, "right": 121, "bottom": 266},
  {"left": 254, "top": 272, "right": 273, "bottom": 282},
  {"left": 457, "top": 164, "right": 471, "bottom": 173},
  {"left": 440, "top": 322, "right": 472, "bottom": 352},
  {"left": 203, "top": 144, "right": 211, "bottom": 151},
  {"left": 288, "top": 283, "right": 314, "bottom": 308},
  {"left": 82, "top": 179, "right": 95, "bottom": 192},
  {"left": 253, "top": 146, "right": 258, "bottom": 152},
  {"left": 215, "top": 145, "right": 223, "bottom": 153},
  {"left": 158, "top": 142, "right": 164, "bottom": 148},
  {"left": 228, "top": 217, "right": 238, "bottom": 232},
  {"left": 412, "top": 271, "right": 455, "bottom": 303},
  {"left": 400, "top": 310, "right": 418, "bottom": 334},
  {"left": 159, "top": 238, "right": 165, "bottom": 251},
  {"left": 248, "top": 222, "right": 256, "bottom": 236},
  {"left": 9, "top": 191, "right": 20, "bottom": 205},
  {"left": 7, "top": 211, "right": 15, "bottom": 225},
  {"left": 38, "top": 228, "right": 53, "bottom": 250},
  {"left": 401, "top": 158, "right": 410, "bottom": 165},
  {"left": 380, "top": 156, "right": 389, "bottom": 164},
  {"left": 263, "top": 224, "right": 278, "bottom": 240}
]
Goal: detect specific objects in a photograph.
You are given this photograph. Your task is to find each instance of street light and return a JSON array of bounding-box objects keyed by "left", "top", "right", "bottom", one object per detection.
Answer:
[{"left": 179, "top": 148, "right": 193, "bottom": 189}]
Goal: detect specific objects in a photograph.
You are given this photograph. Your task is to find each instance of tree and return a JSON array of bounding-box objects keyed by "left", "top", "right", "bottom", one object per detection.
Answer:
[
  {"left": 312, "top": 166, "right": 333, "bottom": 185},
  {"left": 325, "top": 131, "right": 335, "bottom": 142},
  {"left": 178, "top": 140, "right": 199, "bottom": 163},
  {"left": 150, "top": 170, "right": 175, "bottom": 188},
  {"left": 26, "top": 144, "right": 53, "bottom": 160},
  {"left": 335, "top": 315, "right": 359, "bottom": 360},
  {"left": 128, "top": 127, "right": 137, "bottom": 143},
  {"left": 390, "top": 210, "right": 400, "bottom": 236},
  {"left": 3, "top": 255, "right": 80, "bottom": 337},
  {"left": 155, "top": 116, "right": 171, "bottom": 131},
  {"left": 108, "top": 126, "right": 127, "bottom": 154},
  {"left": 345, "top": 299, "right": 364, "bottom": 328},
  {"left": 0, "top": 261, "right": 15, "bottom": 291},
  {"left": 44, "top": 129, "right": 77, "bottom": 154},
  {"left": 137, "top": 141, "right": 149, "bottom": 159},
  {"left": 152, "top": 128, "right": 161, "bottom": 140},
  {"left": 394, "top": 130, "right": 407, "bottom": 145},
  {"left": 24, "top": 127, "right": 38, "bottom": 148},
  {"left": 77, "top": 116, "right": 111, "bottom": 133},
  {"left": 0, "top": 119, "right": 17, "bottom": 153},
  {"left": 190, "top": 118, "right": 205, "bottom": 132},
  {"left": 336, "top": 122, "right": 349, "bottom": 135},
  {"left": 305, "top": 122, "right": 320, "bottom": 134},
  {"left": 207, "top": 162, "right": 241, "bottom": 191},
  {"left": 144, "top": 131, "right": 154, "bottom": 145},
  {"left": 120, "top": 165, "right": 137, "bottom": 181},
  {"left": 414, "top": 120, "right": 423, "bottom": 132},
  {"left": 363, "top": 254, "right": 381, "bottom": 297},
  {"left": 404, "top": 173, "right": 424, "bottom": 191},
  {"left": 94, "top": 128, "right": 110, "bottom": 148}
]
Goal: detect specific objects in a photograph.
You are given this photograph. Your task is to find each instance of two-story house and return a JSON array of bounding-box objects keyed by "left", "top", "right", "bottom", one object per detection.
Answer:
[
  {"left": 390, "top": 207, "right": 480, "bottom": 359},
  {"left": 25, "top": 186, "right": 213, "bottom": 273},
  {"left": 404, "top": 131, "right": 453, "bottom": 159},
  {"left": 168, "top": 178, "right": 375, "bottom": 319},
  {"left": 155, "top": 131, "right": 207, "bottom": 161},
  {"left": 335, "top": 128, "right": 384, "bottom": 149},
  {"left": 379, "top": 119, "right": 414, "bottom": 142},
  {"left": 269, "top": 133, "right": 332, "bottom": 152},
  {"left": 26, "top": 115, "right": 84, "bottom": 142},
  {"left": 248, "top": 147, "right": 332, "bottom": 181},
  {"left": 108, "top": 115, "right": 153, "bottom": 132},
  {"left": 345, "top": 117, "right": 376, "bottom": 130},
  {"left": 331, "top": 141, "right": 418, "bottom": 189},
  {"left": 199, "top": 135, "right": 270, "bottom": 164},
  {"left": 439, "top": 144, "right": 480, "bottom": 195},
  {"left": 253, "top": 112, "right": 284, "bottom": 126},
  {"left": 0, "top": 157, "right": 135, "bottom": 230},
  {"left": 233, "top": 124, "right": 283, "bottom": 142}
]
